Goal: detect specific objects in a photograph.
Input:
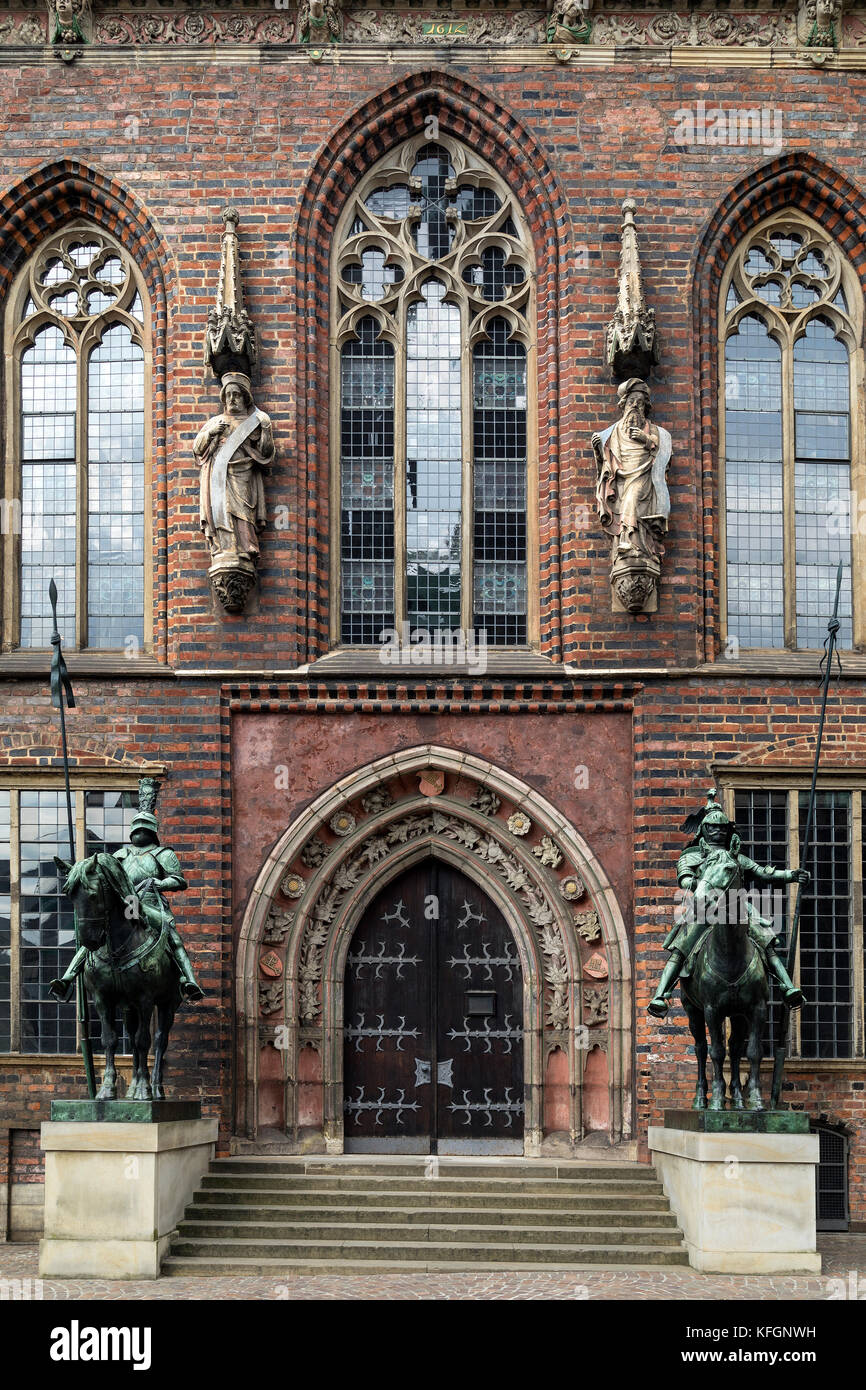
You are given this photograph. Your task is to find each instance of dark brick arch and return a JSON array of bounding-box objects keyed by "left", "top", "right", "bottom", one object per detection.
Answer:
[
  {"left": 293, "top": 70, "right": 569, "bottom": 663},
  {"left": 0, "top": 159, "right": 174, "bottom": 662},
  {"left": 692, "top": 154, "right": 866, "bottom": 659}
]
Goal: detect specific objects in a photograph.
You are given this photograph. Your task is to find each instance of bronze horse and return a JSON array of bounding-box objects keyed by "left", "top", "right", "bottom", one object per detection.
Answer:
[{"left": 55, "top": 852, "right": 182, "bottom": 1101}]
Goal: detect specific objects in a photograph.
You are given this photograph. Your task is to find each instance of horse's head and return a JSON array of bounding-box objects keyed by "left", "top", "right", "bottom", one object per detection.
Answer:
[{"left": 55, "top": 852, "right": 133, "bottom": 950}]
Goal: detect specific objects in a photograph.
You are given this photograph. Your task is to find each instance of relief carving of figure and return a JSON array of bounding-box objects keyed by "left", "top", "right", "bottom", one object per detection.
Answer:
[
  {"left": 592, "top": 377, "right": 671, "bottom": 613},
  {"left": 49, "top": 0, "right": 89, "bottom": 43},
  {"left": 546, "top": 0, "right": 592, "bottom": 44},
  {"left": 195, "top": 373, "right": 273, "bottom": 568},
  {"left": 798, "top": 0, "right": 842, "bottom": 46},
  {"left": 299, "top": 0, "right": 342, "bottom": 45}
]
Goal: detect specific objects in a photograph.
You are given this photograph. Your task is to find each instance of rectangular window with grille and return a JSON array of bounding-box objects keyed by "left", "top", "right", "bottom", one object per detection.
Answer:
[{"left": 731, "top": 786, "right": 863, "bottom": 1060}]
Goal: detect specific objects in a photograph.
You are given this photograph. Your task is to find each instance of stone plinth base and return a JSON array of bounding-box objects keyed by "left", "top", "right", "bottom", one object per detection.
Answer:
[
  {"left": 39, "top": 1117, "right": 218, "bottom": 1279},
  {"left": 649, "top": 1124, "right": 821, "bottom": 1274}
]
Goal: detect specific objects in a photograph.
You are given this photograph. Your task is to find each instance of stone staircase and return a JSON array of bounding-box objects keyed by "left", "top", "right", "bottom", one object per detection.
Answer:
[{"left": 162, "top": 1157, "right": 688, "bottom": 1274}]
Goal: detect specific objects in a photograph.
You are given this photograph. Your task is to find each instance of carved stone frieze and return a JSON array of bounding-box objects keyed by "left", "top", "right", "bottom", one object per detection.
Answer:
[
  {"left": 344, "top": 7, "right": 545, "bottom": 43},
  {"left": 93, "top": 11, "right": 295, "bottom": 44},
  {"left": 299, "top": 0, "right": 342, "bottom": 44},
  {"left": 797, "top": 0, "right": 842, "bottom": 45}
]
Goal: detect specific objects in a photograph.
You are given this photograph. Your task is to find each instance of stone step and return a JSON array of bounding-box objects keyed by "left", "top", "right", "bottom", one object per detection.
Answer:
[
  {"left": 175, "top": 1219, "right": 682, "bottom": 1246},
  {"left": 199, "top": 1174, "right": 666, "bottom": 1196},
  {"left": 168, "top": 1236, "right": 687, "bottom": 1265},
  {"left": 191, "top": 1187, "right": 671, "bottom": 1212},
  {"left": 183, "top": 1203, "right": 679, "bottom": 1228},
  {"left": 163, "top": 1245, "right": 690, "bottom": 1274},
  {"left": 210, "top": 1159, "right": 657, "bottom": 1181}
]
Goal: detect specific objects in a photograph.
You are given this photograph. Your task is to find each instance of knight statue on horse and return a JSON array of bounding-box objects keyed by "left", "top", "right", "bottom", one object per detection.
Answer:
[
  {"left": 46, "top": 779, "right": 203, "bottom": 1101},
  {"left": 648, "top": 790, "right": 809, "bottom": 1111},
  {"left": 49, "top": 804, "right": 203, "bottom": 1007}
]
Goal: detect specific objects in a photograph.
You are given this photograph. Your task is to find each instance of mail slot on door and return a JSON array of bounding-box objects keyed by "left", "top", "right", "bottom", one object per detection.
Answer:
[{"left": 465, "top": 991, "right": 497, "bottom": 1017}]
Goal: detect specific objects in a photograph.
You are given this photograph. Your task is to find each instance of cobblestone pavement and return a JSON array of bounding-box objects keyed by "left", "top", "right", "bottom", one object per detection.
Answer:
[{"left": 1, "top": 1236, "right": 864, "bottom": 1299}]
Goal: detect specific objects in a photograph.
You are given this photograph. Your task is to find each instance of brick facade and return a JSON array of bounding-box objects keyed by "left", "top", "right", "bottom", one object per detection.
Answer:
[{"left": 0, "top": 24, "right": 864, "bottom": 1232}]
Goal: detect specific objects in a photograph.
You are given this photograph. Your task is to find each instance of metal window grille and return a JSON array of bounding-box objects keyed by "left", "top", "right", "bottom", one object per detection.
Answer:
[{"left": 814, "top": 1124, "right": 849, "bottom": 1230}]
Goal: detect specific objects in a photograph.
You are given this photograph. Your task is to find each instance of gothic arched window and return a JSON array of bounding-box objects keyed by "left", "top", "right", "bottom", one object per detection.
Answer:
[
  {"left": 3, "top": 225, "right": 150, "bottom": 651},
  {"left": 720, "top": 215, "right": 862, "bottom": 651},
  {"left": 331, "top": 139, "right": 536, "bottom": 647}
]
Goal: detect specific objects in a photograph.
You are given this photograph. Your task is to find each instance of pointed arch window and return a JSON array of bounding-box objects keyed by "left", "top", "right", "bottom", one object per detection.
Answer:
[
  {"left": 3, "top": 225, "right": 150, "bottom": 652},
  {"left": 331, "top": 138, "right": 536, "bottom": 647},
  {"left": 720, "top": 216, "right": 862, "bottom": 651}
]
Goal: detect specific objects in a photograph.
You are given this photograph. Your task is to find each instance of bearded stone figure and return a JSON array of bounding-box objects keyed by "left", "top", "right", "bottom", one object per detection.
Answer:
[
  {"left": 592, "top": 377, "right": 672, "bottom": 614},
  {"left": 195, "top": 373, "right": 274, "bottom": 612}
]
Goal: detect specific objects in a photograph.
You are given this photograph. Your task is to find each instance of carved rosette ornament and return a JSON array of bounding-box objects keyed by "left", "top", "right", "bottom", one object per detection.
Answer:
[{"left": 198, "top": 208, "right": 272, "bottom": 614}]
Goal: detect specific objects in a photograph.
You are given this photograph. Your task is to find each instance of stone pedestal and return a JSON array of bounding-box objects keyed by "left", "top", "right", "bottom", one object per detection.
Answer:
[
  {"left": 39, "top": 1115, "right": 218, "bottom": 1279},
  {"left": 649, "top": 1122, "right": 821, "bottom": 1274}
]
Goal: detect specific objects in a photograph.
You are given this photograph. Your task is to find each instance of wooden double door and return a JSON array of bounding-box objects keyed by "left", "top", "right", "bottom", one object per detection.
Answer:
[{"left": 343, "top": 860, "right": 525, "bottom": 1154}]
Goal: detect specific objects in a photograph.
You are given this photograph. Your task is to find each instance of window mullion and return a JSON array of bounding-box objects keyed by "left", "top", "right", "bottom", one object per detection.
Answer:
[
  {"left": 460, "top": 301, "right": 473, "bottom": 634},
  {"left": 9, "top": 791, "right": 20, "bottom": 1053},
  {"left": 76, "top": 347, "right": 88, "bottom": 650},
  {"left": 788, "top": 787, "right": 801, "bottom": 1056},
  {"left": 394, "top": 298, "right": 407, "bottom": 630},
  {"left": 852, "top": 789, "right": 864, "bottom": 1058},
  {"left": 781, "top": 334, "right": 796, "bottom": 650}
]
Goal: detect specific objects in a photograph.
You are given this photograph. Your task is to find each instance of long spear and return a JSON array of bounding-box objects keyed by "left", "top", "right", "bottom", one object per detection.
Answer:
[
  {"left": 770, "top": 560, "right": 844, "bottom": 1109},
  {"left": 49, "top": 579, "right": 96, "bottom": 1101}
]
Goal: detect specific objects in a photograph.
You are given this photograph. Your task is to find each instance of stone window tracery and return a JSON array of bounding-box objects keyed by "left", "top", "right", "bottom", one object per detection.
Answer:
[
  {"left": 331, "top": 137, "right": 536, "bottom": 647},
  {"left": 3, "top": 224, "right": 150, "bottom": 652},
  {"left": 720, "top": 215, "right": 862, "bottom": 651}
]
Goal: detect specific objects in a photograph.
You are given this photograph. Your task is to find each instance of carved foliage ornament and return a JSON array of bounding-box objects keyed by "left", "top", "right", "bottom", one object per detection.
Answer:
[{"left": 287, "top": 804, "right": 577, "bottom": 1031}]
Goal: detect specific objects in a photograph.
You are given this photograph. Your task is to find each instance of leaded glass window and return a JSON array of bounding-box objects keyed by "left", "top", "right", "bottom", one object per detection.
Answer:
[
  {"left": 721, "top": 217, "right": 860, "bottom": 651},
  {"left": 0, "top": 785, "right": 137, "bottom": 1055},
  {"left": 6, "top": 226, "right": 149, "bottom": 651},
  {"left": 332, "top": 138, "right": 535, "bottom": 647}
]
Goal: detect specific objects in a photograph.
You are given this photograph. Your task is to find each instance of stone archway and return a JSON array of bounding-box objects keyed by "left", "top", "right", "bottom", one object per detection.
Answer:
[{"left": 235, "top": 746, "right": 632, "bottom": 1154}]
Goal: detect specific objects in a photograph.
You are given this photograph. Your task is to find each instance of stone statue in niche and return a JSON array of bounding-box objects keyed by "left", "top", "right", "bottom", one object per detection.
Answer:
[
  {"left": 299, "top": 0, "right": 342, "bottom": 45},
  {"left": 546, "top": 0, "right": 592, "bottom": 44},
  {"left": 195, "top": 373, "right": 274, "bottom": 613},
  {"left": 592, "top": 377, "right": 671, "bottom": 614},
  {"left": 797, "top": 0, "right": 842, "bottom": 46}
]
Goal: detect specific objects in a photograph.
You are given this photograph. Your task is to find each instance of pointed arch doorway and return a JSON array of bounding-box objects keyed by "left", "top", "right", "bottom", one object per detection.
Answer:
[{"left": 343, "top": 860, "right": 524, "bottom": 1154}]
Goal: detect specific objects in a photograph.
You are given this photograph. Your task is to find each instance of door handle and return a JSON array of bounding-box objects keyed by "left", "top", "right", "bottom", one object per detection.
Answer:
[{"left": 414, "top": 1058, "right": 431, "bottom": 1087}]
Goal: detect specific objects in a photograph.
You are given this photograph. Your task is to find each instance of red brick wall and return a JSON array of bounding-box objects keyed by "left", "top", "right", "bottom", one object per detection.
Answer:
[{"left": 1, "top": 51, "right": 865, "bottom": 1225}]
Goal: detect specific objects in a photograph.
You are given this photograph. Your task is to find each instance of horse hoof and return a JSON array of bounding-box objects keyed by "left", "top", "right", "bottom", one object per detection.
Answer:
[
  {"left": 746, "top": 1094, "right": 764, "bottom": 1112},
  {"left": 95, "top": 1085, "right": 116, "bottom": 1101},
  {"left": 692, "top": 1095, "right": 707, "bottom": 1111}
]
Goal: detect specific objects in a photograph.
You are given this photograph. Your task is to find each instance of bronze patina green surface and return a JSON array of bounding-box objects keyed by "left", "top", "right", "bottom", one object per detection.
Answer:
[
  {"left": 664, "top": 1108, "right": 810, "bottom": 1134},
  {"left": 50, "top": 1100, "right": 202, "bottom": 1123}
]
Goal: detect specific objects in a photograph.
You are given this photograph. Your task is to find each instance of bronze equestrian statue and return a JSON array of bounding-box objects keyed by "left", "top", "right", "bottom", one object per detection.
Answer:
[
  {"left": 48, "top": 789, "right": 203, "bottom": 1101},
  {"left": 648, "top": 792, "right": 809, "bottom": 1111}
]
